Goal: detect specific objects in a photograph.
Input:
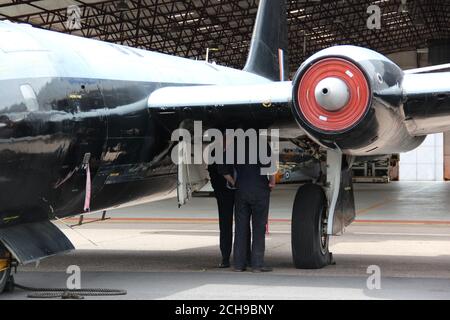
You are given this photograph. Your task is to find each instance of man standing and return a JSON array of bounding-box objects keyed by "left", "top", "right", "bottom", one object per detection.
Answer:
[
  {"left": 208, "top": 139, "right": 235, "bottom": 268},
  {"left": 224, "top": 134, "right": 276, "bottom": 273}
]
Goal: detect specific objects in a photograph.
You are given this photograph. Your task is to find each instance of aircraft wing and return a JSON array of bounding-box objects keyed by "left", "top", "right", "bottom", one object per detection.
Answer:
[
  {"left": 402, "top": 71, "right": 450, "bottom": 135},
  {"left": 146, "top": 62, "right": 450, "bottom": 142},
  {"left": 148, "top": 81, "right": 292, "bottom": 108},
  {"left": 404, "top": 63, "right": 450, "bottom": 74}
]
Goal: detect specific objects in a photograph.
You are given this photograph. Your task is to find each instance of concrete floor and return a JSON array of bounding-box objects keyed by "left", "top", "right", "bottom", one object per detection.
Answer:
[{"left": 3, "top": 182, "right": 450, "bottom": 300}]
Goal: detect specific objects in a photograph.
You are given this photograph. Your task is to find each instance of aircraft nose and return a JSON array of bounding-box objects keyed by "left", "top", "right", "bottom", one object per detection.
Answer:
[{"left": 314, "top": 77, "right": 350, "bottom": 112}]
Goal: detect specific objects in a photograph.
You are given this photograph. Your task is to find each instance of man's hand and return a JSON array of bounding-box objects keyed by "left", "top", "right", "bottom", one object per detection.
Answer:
[
  {"left": 223, "top": 174, "right": 236, "bottom": 187},
  {"left": 269, "top": 175, "right": 276, "bottom": 191}
]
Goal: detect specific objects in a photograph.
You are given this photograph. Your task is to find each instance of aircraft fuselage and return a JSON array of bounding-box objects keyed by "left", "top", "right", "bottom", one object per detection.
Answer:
[{"left": 0, "top": 22, "right": 292, "bottom": 228}]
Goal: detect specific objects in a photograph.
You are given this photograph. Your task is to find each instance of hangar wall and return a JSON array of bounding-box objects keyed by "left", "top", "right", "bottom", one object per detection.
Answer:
[
  {"left": 399, "top": 134, "right": 443, "bottom": 181},
  {"left": 429, "top": 40, "right": 450, "bottom": 181},
  {"left": 387, "top": 50, "right": 444, "bottom": 181}
]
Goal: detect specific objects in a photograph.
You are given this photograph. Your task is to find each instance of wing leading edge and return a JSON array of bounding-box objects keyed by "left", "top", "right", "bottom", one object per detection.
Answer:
[{"left": 404, "top": 64, "right": 450, "bottom": 74}]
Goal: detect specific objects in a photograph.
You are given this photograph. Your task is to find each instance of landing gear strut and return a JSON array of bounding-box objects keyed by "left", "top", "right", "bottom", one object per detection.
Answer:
[{"left": 291, "top": 150, "right": 355, "bottom": 269}]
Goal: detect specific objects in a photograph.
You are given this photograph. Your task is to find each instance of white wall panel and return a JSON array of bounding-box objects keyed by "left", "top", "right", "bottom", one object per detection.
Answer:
[{"left": 400, "top": 133, "right": 443, "bottom": 181}]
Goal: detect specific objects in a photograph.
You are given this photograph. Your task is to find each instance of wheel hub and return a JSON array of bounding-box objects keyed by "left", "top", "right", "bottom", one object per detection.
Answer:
[
  {"left": 319, "top": 208, "right": 329, "bottom": 254},
  {"left": 0, "top": 258, "right": 8, "bottom": 272},
  {"left": 0, "top": 250, "right": 11, "bottom": 272}
]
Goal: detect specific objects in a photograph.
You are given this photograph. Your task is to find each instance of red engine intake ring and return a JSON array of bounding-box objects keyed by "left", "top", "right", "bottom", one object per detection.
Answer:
[{"left": 297, "top": 58, "right": 370, "bottom": 132}]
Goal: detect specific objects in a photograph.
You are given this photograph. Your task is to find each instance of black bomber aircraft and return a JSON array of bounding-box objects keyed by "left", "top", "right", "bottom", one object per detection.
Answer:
[{"left": 1, "top": 0, "right": 450, "bottom": 293}]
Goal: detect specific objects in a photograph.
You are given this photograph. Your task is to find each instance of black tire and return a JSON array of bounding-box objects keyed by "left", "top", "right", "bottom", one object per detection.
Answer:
[
  {"left": 291, "top": 183, "right": 331, "bottom": 269},
  {"left": 0, "top": 245, "right": 10, "bottom": 293},
  {"left": 0, "top": 268, "right": 11, "bottom": 293},
  {"left": 4, "top": 275, "right": 14, "bottom": 293}
]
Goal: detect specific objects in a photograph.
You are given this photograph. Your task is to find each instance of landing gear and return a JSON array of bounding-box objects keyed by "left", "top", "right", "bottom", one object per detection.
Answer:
[
  {"left": 0, "top": 267, "right": 10, "bottom": 293},
  {"left": 0, "top": 244, "right": 12, "bottom": 293},
  {"left": 291, "top": 184, "right": 331, "bottom": 269},
  {"left": 291, "top": 150, "right": 355, "bottom": 269}
]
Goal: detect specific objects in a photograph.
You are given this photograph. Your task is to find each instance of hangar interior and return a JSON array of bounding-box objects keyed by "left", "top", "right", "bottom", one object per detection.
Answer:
[
  {"left": 2, "top": 0, "right": 450, "bottom": 300},
  {"left": 1, "top": 0, "right": 449, "bottom": 181}
]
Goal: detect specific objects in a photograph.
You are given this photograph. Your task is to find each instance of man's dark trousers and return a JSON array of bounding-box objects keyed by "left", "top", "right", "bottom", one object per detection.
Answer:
[
  {"left": 234, "top": 189, "right": 270, "bottom": 269},
  {"left": 214, "top": 189, "right": 235, "bottom": 262}
]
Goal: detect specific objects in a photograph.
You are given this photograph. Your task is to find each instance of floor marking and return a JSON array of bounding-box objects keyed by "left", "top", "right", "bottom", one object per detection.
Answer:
[
  {"left": 352, "top": 232, "right": 450, "bottom": 237},
  {"left": 355, "top": 219, "right": 450, "bottom": 225},
  {"left": 141, "top": 229, "right": 293, "bottom": 235},
  {"left": 63, "top": 217, "right": 292, "bottom": 223},
  {"left": 356, "top": 198, "right": 394, "bottom": 215},
  {"left": 355, "top": 184, "right": 435, "bottom": 216},
  {"left": 145, "top": 230, "right": 450, "bottom": 237},
  {"left": 61, "top": 217, "right": 450, "bottom": 226}
]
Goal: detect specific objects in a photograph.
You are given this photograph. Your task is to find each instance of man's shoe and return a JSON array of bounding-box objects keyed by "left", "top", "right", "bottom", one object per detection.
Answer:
[
  {"left": 218, "top": 261, "right": 230, "bottom": 268},
  {"left": 252, "top": 266, "right": 273, "bottom": 273},
  {"left": 233, "top": 267, "right": 247, "bottom": 272}
]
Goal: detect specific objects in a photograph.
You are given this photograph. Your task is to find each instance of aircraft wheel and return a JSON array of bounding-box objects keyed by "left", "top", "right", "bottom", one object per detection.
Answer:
[
  {"left": 291, "top": 183, "right": 331, "bottom": 269},
  {"left": 0, "top": 245, "right": 11, "bottom": 293}
]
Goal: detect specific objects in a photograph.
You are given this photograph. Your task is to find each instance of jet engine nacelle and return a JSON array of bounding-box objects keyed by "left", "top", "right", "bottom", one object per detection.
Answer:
[{"left": 291, "top": 45, "right": 425, "bottom": 156}]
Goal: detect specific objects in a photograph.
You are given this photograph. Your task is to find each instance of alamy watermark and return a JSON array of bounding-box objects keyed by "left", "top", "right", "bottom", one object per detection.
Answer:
[
  {"left": 366, "top": 265, "right": 381, "bottom": 290},
  {"left": 170, "top": 121, "right": 279, "bottom": 176},
  {"left": 310, "top": 0, "right": 410, "bottom": 31},
  {"left": 66, "top": 5, "right": 82, "bottom": 30},
  {"left": 367, "top": 0, "right": 410, "bottom": 30},
  {"left": 66, "top": 265, "right": 81, "bottom": 290}
]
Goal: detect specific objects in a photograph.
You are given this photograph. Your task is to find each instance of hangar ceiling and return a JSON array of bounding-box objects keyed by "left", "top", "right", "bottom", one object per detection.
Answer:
[{"left": 0, "top": 0, "right": 449, "bottom": 74}]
